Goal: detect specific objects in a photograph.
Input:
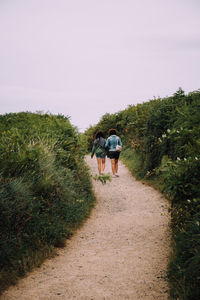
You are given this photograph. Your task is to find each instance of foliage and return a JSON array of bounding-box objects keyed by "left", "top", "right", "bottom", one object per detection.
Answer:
[
  {"left": 160, "top": 156, "right": 200, "bottom": 299},
  {"left": 0, "top": 112, "right": 95, "bottom": 292},
  {"left": 84, "top": 88, "right": 200, "bottom": 299},
  {"left": 120, "top": 147, "right": 145, "bottom": 179},
  {"left": 93, "top": 173, "right": 112, "bottom": 185}
]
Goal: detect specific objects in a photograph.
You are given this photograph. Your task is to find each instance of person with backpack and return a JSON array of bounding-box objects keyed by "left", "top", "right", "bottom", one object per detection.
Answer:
[
  {"left": 91, "top": 131, "right": 106, "bottom": 175},
  {"left": 105, "top": 128, "right": 122, "bottom": 177}
]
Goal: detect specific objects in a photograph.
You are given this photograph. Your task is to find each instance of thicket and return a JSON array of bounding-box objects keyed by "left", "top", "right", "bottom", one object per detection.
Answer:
[
  {"left": 85, "top": 88, "right": 200, "bottom": 300},
  {"left": 0, "top": 112, "right": 95, "bottom": 293}
]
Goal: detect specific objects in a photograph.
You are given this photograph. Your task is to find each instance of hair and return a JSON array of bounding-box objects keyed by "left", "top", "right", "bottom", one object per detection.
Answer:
[
  {"left": 109, "top": 128, "right": 117, "bottom": 136},
  {"left": 95, "top": 131, "right": 105, "bottom": 139}
]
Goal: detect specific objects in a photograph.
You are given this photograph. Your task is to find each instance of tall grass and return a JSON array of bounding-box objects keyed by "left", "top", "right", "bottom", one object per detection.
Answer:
[{"left": 0, "top": 112, "right": 95, "bottom": 293}]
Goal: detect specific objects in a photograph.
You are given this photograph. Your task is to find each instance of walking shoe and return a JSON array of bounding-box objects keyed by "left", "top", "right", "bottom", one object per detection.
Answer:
[{"left": 115, "top": 173, "right": 119, "bottom": 177}]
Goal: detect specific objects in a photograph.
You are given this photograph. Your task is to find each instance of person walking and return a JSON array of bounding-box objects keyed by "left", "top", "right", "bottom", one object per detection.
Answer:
[
  {"left": 105, "top": 129, "right": 122, "bottom": 177},
  {"left": 91, "top": 131, "right": 106, "bottom": 175}
]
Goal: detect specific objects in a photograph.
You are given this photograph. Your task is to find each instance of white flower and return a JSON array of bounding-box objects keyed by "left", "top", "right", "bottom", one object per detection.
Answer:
[
  {"left": 167, "top": 129, "right": 171, "bottom": 133},
  {"left": 187, "top": 199, "right": 191, "bottom": 203},
  {"left": 195, "top": 157, "right": 198, "bottom": 160},
  {"left": 184, "top": 158, "right": 187, "bottom": 161},
  {"left": 158, "top": 138, "right": 162, "bottom": 143},
  {"left": 177, "top": 157, "right": 181, "bottom": 161},
  {"left": 196, "top": 221, "right": 200, "bottom": 226},
  {"left": 176, "top": 130, "right": 180, "bottom": 133},
  {"left": 162, "top": 133, "right": 167, "bottom": 138}
]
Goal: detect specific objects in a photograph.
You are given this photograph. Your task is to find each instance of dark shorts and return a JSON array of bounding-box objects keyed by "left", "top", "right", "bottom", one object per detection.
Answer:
[
  {"left": 108, "top": 151, "right": 120, "bottom": 160},
  {"left": 96, "top": 153, "right": 106, "bottom": 159}
]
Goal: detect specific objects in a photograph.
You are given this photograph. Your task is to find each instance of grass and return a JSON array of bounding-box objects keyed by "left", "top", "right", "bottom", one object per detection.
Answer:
[
  {"left": 93, "top": 173, "right": 112, "bottom": 185},
  {"left": 0, "top": 113, "right": 96, "bottom": 293}
]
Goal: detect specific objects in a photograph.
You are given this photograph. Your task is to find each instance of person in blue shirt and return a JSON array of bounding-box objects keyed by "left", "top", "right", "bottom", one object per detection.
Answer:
[
  {"left": 91, "top": 131, "right": 106, "bottom": 175},
  {"left": 105, "top": 128, "right": 122, "bottom": 177}
]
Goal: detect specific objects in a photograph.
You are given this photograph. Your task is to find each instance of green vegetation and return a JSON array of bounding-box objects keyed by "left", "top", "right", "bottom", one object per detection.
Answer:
[
  {"left": 93, "top": 173, "right": 112, "bottom": 185},
  {"left": 85, "top": 88, "right": 200, "bottom": 300},
  {"left": 0, "top": 112, "right": 95, "bottom": 292},
  {"left": 1, "top": 89, "right": 200, "bottom": 298}
]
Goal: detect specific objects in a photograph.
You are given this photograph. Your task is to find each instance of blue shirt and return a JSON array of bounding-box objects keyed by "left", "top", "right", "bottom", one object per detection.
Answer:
[{"left": 105, "top": 135, "right": 122, "bottom": 151}]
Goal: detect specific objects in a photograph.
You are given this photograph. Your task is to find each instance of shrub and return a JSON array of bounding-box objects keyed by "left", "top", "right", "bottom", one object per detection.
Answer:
[
  {"left": 0, "top": 112, "right": 95, "bottom": 292},
  {"left": 84, "top": 89, "right": 200, "bottom": 299}
]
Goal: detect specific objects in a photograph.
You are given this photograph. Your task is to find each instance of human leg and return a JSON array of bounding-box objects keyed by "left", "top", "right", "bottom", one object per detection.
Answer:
[
  {"left": 115, "top": 159, "right": 118, "bottom": 173},
  {"left": 108, "top": 151, "right": 120, "bottom": 176},
  {"left": 97, "top": 158, "right": 102, "bottom": 175},
  {"left": 102, "top": 158, "right": 106, "bottom": 172},
  {"left": 111, "top": 158, "right": 116, "bottom": 175}
]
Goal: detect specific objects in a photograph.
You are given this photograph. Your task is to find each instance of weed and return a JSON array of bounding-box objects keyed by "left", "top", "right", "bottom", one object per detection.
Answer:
[{"left": 93, "top": 173, "right": 112, "bottom": 185}]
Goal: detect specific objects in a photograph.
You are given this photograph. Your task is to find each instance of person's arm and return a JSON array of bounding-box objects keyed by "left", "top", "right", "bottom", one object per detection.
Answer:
[
  {"left": 118, "top": 137, "right": 123, "bottom": 147},
  {"left": 105, "top": 138, "right": 109, "bottom": 149},
  {"left": 91, "top": 144, "right": 96, "bottom": 158}
]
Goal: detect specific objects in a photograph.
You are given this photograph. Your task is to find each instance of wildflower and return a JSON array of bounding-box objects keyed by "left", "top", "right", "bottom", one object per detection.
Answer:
[
  {"left": 162, "top": 133, "right": 167, "bottom": 138},
  {"left": 187, "top": 199, "right": 191, "bottom": 203},
  {"left": 158, "top": 138, "right": 162, "bottom": 143},
  {"left": 176, "top": 157, "right": 181, "bottom": 161},
  {"left": 76, "top": 199, "right": 84, "bottom": 203},
  {"left": 184, "top": 158, "right": 187, "bottom": 161},
  {"left": 195, "top": 157, "right": 198, "bottom": 160},
  {"left": 176, "top": 130, "right": 180, "bottom": 133},
  {"left": 167, "top": 129, "right": 171, "bottom": 133},
  {"left": 196, "top": 221, "right": 200, "bottom": 226}
]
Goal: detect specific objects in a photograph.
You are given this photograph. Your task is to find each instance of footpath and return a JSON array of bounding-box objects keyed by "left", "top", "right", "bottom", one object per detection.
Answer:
[{"left": 1, "top": 156, "right": 170, "bottom": 300}]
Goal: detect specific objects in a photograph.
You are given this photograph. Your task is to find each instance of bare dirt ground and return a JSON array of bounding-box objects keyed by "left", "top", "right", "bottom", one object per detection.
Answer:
[{"left": 1, "top": 156, "right": 170, "bottom": 300}]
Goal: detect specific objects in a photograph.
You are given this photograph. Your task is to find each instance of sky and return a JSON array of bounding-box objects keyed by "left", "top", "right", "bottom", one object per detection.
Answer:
[{"left": 0, "top": 0, "right": 200, "bottom": 132}]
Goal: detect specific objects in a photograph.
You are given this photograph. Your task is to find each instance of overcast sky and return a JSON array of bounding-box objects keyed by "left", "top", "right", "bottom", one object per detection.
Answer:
[{"left": 0, "top": 0, "right": 200, "bottom": 131}]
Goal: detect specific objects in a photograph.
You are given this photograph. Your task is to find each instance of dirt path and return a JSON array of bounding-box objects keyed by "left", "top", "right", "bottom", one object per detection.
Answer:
[{"left": 1, "top": 156, "right": 170, "bottom": 300}]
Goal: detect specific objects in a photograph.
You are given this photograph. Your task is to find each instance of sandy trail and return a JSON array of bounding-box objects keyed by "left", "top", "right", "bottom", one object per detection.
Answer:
[{"left": 1, "top": 156, "right": 170, "bottom": 300}]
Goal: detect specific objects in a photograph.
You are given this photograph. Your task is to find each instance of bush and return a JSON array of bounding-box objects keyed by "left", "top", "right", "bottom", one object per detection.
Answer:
[
  {"left": 0, "top": 112, "right": 95, "bottom": 292},
  {"left": 84, "top": 89, "right": 200, "bottom": 299}
]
